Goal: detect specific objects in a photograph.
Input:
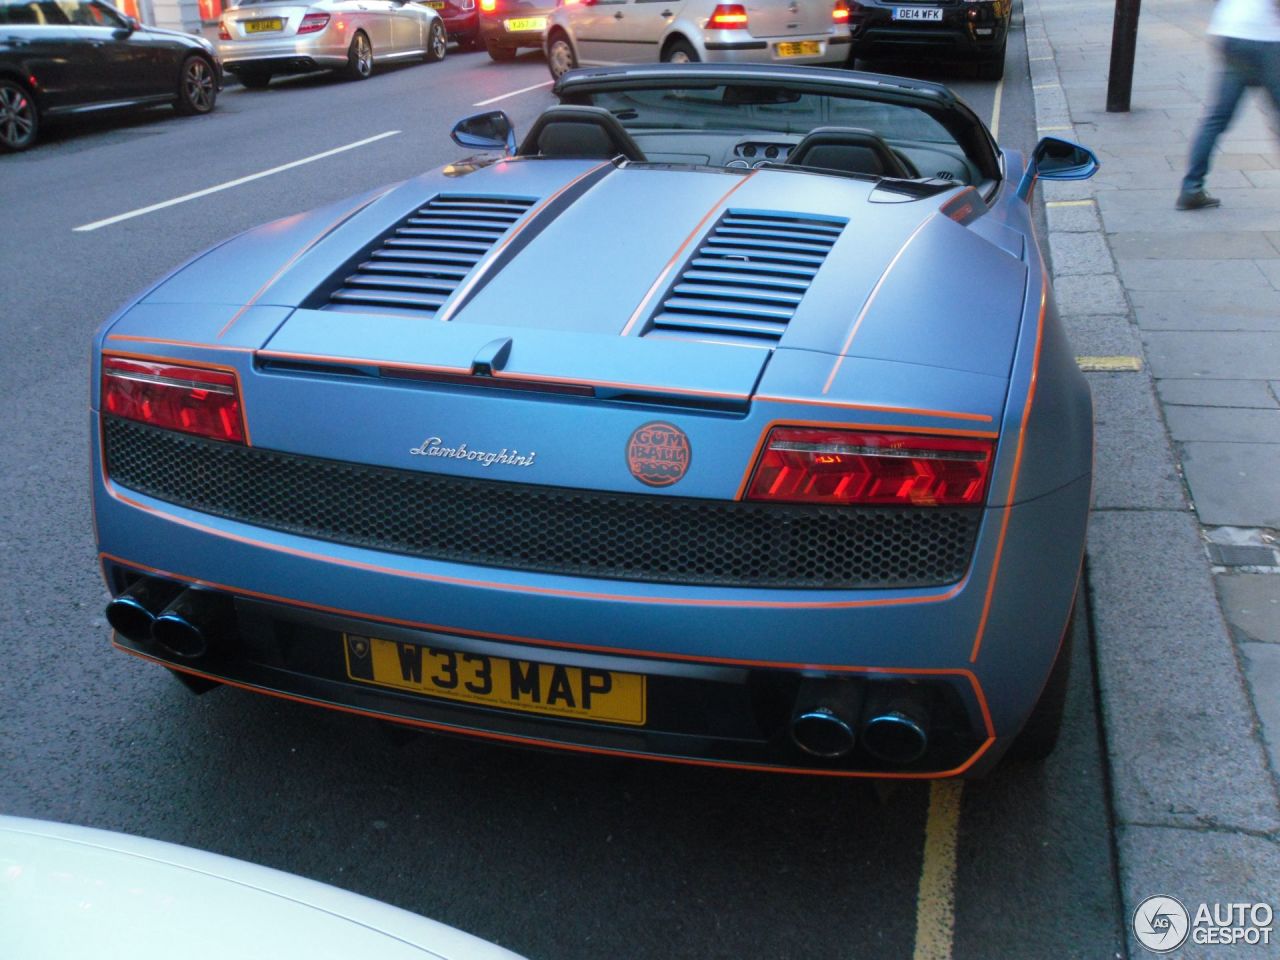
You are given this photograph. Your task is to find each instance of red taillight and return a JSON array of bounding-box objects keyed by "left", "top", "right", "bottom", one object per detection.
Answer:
[
  {"left": 102, "top": 357, "right": 245, "bottom": 444},
  {"left": 480, "top": 0, "right": 497, "bottom": 11},
  {"left": 833, "top": 0, "right": 850, "bottom": 23},
  {"left": 217, "top": 20, "right": 231, "bottom": 39},
  {"left": 746, "top": 427, "right": 993, "bottom": 506},
  {"left": 708, "top": 3, "right": 748, "bottom": 28},
  {"left": 297, "top": 12, "right": 330, "bottom": 33}
]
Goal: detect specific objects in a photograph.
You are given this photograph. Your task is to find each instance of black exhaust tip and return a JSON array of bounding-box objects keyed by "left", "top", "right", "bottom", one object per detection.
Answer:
[
  {"left": 790, "top": 678, "right": 862, "bottom": 759},
  {"left": 152, "top": 589, "right": 231, "bottom": 660},
  {"left": 861, "top": 700, "right": 929, "bottom": 765},
  {"left": 105, "top": 578, "right": 183, "bottom": 642}
]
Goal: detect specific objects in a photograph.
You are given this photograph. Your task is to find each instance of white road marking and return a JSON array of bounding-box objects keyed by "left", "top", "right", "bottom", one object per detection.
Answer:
[
  {"left": 73, "top": 131, "right": 402, "bottom": 232},
  {"left": 913, "top": 780, "right": 964, "bottom": 960},
  {"left": 473, "top": 80, "right": 553, "bottom": 107},
  {"left": 989, "top": 73, "right": 1005, "bottom": 142}
]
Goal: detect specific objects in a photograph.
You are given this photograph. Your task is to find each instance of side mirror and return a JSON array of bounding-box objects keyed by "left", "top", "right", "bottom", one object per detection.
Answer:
[
  {"left": 117, "top": 14, "right": 139, "bottom": 33},
  {"left": 1016, "top": 136, "right": 1099, "bottom": 201},
  {"left": 451, "top": 110, "right": 517, "bottom": 156}
]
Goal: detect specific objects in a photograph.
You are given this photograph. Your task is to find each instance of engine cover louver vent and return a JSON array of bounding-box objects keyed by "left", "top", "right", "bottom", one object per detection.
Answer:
[
  {"left": 647, "top": 210, "right": 847, "bottom": 347},
  {"left": 325, "top": 194, "right": 537, "bottom": 317}
]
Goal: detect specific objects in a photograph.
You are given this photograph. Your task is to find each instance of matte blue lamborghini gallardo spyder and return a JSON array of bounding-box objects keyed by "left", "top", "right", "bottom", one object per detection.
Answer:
[{"left": 93, "top": 63, "right": 1098, "bottom": 779}]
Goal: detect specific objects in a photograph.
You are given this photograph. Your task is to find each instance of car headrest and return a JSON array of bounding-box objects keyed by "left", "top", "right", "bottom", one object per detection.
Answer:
[
  {"left": 518, "top": 106, "right": 646, "bottom": 162},
  {"left": 786, "top": 127, "right": 917, "bottom": 179}
]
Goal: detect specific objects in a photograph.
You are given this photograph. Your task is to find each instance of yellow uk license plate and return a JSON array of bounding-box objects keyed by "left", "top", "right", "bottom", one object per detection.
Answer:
[
  {"left": 344, "top": 635, "right": 647, "bottom": 725},
  {"left": 504, "top": 16, "right": 547, "bottom": 31},
  {"left": 427, "top": 1, "right": 445, "bottom": 8},
  {"left": 775, "top": 40, "right": 821, "bottom": 57},
  {"left": 244, "top": 17, "right": 284, "bottom": 32}
]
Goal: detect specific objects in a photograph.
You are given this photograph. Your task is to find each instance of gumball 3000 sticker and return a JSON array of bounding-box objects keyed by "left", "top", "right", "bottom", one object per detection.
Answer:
[{"left": 626, "top": 422, "right": 691, "bottom": 488}]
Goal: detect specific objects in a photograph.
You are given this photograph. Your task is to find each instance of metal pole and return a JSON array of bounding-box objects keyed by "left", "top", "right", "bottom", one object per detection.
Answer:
[{"left": 1107, "top": 0, "right": 1142, "bottom": 112}]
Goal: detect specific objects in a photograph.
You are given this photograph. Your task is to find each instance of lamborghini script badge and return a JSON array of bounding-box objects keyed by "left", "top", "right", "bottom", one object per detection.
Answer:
[
  {"left": 409, "top": 437, "right": 536, "bottom": 467},
  {"left": 626, "top": 422, "right": 691, "bottom": 488}
]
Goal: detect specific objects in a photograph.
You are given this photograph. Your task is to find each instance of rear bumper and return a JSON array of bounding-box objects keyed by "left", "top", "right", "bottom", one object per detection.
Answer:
[
  {"left": 699, "top": 28, "right": 851, "bottom": 66},
  {"left": 217, "top": 35, "right": 349, "bottom": 71},
  {"left": 106, "top": 564, "right": 995, "bottom": 777},
  {"left": 479, "top": 13, "right": 551, "bottom": 50},
  {"left": 848, "top": 1, "right": 1009, "bottom": 59}
]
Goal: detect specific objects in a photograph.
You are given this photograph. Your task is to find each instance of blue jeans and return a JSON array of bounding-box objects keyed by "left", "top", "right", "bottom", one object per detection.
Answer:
[{"left": 1181, "top": 36, "right": 1280, "bottom": 194}]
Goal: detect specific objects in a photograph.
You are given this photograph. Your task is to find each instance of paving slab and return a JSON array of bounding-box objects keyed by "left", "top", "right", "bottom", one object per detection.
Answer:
[
  {"left": 1180, "top": 442, "right": 1280, "bottom": 528},
  {"left": 1097, "top": 191, "right": 1280, "bottom": 233},
  {"left": 1131, "top": 289, "right": 1280, "bottom": 331},
  {"left": 1240, "top": 643, "right": 1280, "bottom": 782},
  {"left": 1144, "top": 331, "right": 1280, "bottom": 380},
  {"left": 1117, "top": 259, "right": 1273, "bottom": 292},
  {"left": 1218, "top": 575, "right": 1280, "bottom": 645},
  {"left": 1164, "top": 407, "right": 1280, "bottom": 443},
  {"left": 1087, "top": 510, "right": 1279, "bottom": 834},
  {"left": 1118, "top": 827, "right": 1280, "bottom": 960},
  {"left": 1254, "top": 258, "right": 1280, "bottom": 289},
  {"left": 1109, "top": 231, "right": 1280, "bottom": 261},
  {"left": 1157, "top": 379, "right": 1280, "bottom": 409}
]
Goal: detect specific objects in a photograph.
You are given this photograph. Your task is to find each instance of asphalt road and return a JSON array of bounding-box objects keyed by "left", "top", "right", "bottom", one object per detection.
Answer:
[{"left": 0, "top": 15, "right": 1125, "bottom": 960}]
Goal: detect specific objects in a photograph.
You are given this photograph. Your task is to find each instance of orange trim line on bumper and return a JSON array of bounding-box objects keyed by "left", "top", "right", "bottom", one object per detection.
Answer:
[
  {"left": 113, "top": 641, "right": 997, "bottom": 780},
  {"left": 100, "top": 551, "right": 996, "bottom": 740}
]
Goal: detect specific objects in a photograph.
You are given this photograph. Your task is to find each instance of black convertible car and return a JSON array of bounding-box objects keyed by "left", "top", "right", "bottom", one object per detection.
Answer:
[{"left": 0, "top": 0, "right": 220, "bottom": 151}]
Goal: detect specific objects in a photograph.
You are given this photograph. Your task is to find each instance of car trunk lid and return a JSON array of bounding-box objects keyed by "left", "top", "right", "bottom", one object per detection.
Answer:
[
  {"left": 222, "top": 4, "right": 314, "bottom": 39},
  {"left": 744, "top": 0, "right": 834, "bottom": 39}
]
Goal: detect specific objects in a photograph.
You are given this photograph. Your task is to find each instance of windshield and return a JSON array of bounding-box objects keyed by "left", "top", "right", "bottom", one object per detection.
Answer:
[{"left": 580, "top": 85, "right": 959, "bottom": 146}]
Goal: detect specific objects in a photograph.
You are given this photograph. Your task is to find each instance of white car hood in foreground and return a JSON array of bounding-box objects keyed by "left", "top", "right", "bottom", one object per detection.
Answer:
[{"left": 0, "top": 816, "right": 527, "bottom": 960}]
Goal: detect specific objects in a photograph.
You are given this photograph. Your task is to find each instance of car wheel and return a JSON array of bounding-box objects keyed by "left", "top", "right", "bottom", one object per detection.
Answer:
[
  {"left": 237, "top": 70, "right": 272, "bottom": 89},
  {"left": 487, "top": 42, "right": 517, "bottom": 61},
  {"left": 342, "top": 31, "right": 374, "bottom": 80},
  {"left": 546, "top": 31, "right": 576, "bottom": 80},
  {"left": 1002, "top": 600, "right": 1075, "bottom": 764},
  {"left": 174, "top": 55, "right": 217, "bottom": 115},
  {"left": 0, "top": 79, "right": 38, "bottom": 152},
  {"left": 661, "top": 37, "right": 699, "bottom": 63},
  {"left": 424, "top": 19, "right": 447, "bottom": 62}
]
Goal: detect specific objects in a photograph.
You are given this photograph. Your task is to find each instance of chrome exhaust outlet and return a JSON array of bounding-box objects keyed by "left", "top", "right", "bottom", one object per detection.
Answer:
[
  {"left": 152, "top": 589, "right": 231, "bottom": 660},
  {"left": 861, "top": 698, "right": 929, "bottom": 765},
  {"left": 790, "top": 678, "right": 862, "bottom": 759},
  {"left": 105, "top": 578, "right": 184, "bottom": 642}
]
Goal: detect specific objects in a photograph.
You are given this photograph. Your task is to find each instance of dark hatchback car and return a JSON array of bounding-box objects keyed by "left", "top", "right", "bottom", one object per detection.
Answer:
[
  {"left": 478, "top": 0, "right": 550, "bottom": 61},
  {"left": 847, "top": 0, "right": 1010, "bottom": 80},
  {"left": 0, "top": 0, "right": 220, "bottom": 151}
]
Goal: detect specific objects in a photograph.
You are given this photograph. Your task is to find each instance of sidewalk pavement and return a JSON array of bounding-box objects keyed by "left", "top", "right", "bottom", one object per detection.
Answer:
[{"left": 1023, "top": 0, "right": 1280, "bottom": 954}]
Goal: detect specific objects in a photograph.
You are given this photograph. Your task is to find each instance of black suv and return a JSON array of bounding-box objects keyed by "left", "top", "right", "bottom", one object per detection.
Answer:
[{"left": 847, "top": 0, "right": 1011, "bottom": 80}]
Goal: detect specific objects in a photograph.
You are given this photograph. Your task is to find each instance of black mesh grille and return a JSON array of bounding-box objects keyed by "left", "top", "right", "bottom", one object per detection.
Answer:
[{"left": 103, "top": 418, "right": 980, "bottom": 589}]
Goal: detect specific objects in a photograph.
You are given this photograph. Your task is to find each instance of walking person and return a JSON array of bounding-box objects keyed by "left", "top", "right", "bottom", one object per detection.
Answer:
[{"left": 1176, "top": 0, "right": 1280, "bottom": 210}]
